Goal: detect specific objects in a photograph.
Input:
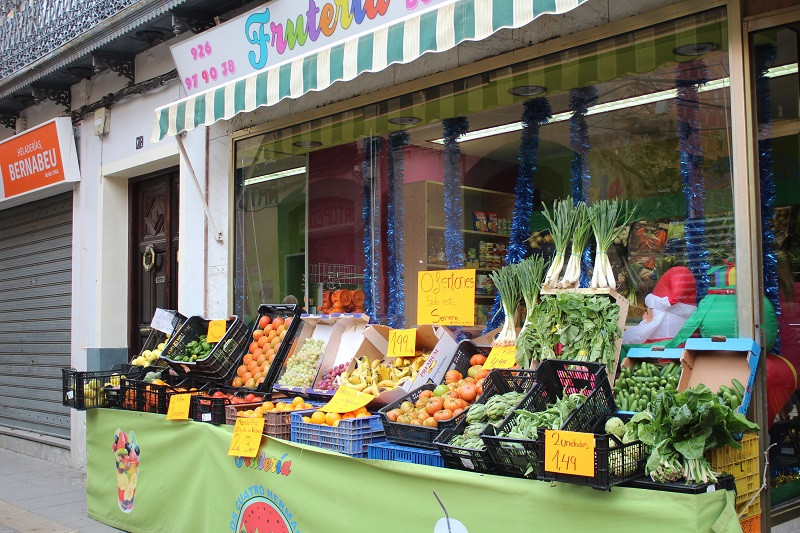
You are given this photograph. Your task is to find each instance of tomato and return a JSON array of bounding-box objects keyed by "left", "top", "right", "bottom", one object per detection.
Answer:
[
  {"left": 467, "top": 366, "right": 482, "bottom": 379},
  {"left": 433, "top": 384, "right": 449, "bottom": 397},
  {"left": 415, "top": 398, "right": 428, "bottom": 409},
  {"left": 409, "top": 419, "right": 422, "bottom": 426},
  {"left": 445, "top": 370, "right": 462, "bottom": 385},
  {"left": 457, "top": 383, "right": 478, "bottom": 402},
  {"left": 272, "top": 317, "right": 285, "bottom": 327},
  {"left": 433, "top": 409, "right": 454, "bottom": 421},
  {"left": 417, "top": 410, "right": 430, "bottom": 421},
  {"left": 244, "top": 393, "right": 258, "bottom": 402},
  {"left": 475, "top": 368, "right": 490, "bottom": 380},
  {"left": 252, "top": 329, "right": 264, "bottom": 341},
  {"left": 470, "top": 354, "right": 487, "bottom": 367},
  {"left": 258, "top": 315, "right": 271, "bottom": 329},
  {"left": 452, "top": 408, "right": 464, "bottom": 417},
  {"left": 443, "top": 396, "right": 459, "bottom": 411},
  {"left": 400, "top": 401, "right": 415, "bottom": 414},
  {"left": 425, "top": 397, "right": 443, "bottom": 415},
  {"left": 386, "top": 409, "right": 401, "bottom": 422},
  {"left": 418, "top": 389, "right": 433, "bottom": 400},
  {"left": 423, "top": 417, "right": 438, "bottom": 428}
]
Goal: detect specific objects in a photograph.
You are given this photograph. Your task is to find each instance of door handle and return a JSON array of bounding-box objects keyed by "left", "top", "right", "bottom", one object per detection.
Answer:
[
  {"left": 142, "top": 245, "right": 156, "bottom": 272},
  {"left": 140, "top": 326, "right": 152, "bottom": 336}
]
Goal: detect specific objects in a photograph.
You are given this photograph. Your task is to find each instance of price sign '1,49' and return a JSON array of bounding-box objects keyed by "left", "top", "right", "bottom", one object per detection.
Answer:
[{"left": 544, "top": 429, "right": 595, "bottom": 477}]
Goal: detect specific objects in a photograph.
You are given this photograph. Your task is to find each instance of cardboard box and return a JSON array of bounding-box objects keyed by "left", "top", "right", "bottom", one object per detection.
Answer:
[
  {"left": 345, "top": 325, "right": 458, "bottom": 409},
  {"left": 311, "top": 314, "right": 371, "bottom": 390},
  {"left": 678, "top": 337, "right": 760, "bottom": 415},
  {"left": 622, "top": 346, "right": 683, "bottom": 371}
]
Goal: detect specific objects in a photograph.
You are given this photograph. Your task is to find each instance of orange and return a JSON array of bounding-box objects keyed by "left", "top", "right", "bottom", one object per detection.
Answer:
[
  {"left": 262, "top": 401, "right": 275, "bottom": 410},
  {"left": 244, "top": 378, "right": 256, "bottom": 388},
  {"left": 270, "top": 337, "right": 281, "bottom": 348},
  {"left": 256, "top": 354, "right": 267, "bottom": 365},
  {"left": 252, "top": 329, "right": 264, "bottom": 341},
  {"left": 249, "top": 342, "right": 259, "bottom": 353},
  {"left": 258, "top": 336, "right": 269, "bottom": 348},
  {"left": 325, "top": 412, "right": 341, "bottom": 426},
  {"left": 232, "top": 377, "right": 244, "bottom": 387},
  {"left": 236, "top": 366, "right": 246, "bottom": 377},
  {"left": 356, "top": 412, "right": 370, "bottom": 418},
  {"left": 292, "top": 396, "right": 304, "bottom": 405},
  {"left": 279, "top": 329, "right": 287, "bottom": 340},
  {"left": 302, "top": 416, "right": 312, "bottom": 423},
  {"left": 310, "top": 411, "right": 326, "bottom": 424},
  {"left": 242, "top": 372, "right": 253, "bottom": 381},
  {"left": 243, "top": 354, "right": 254, "bottom": 365},
  {"left": 342, "top": 413, "right": 355, "bottom": 419},
  {"left": 354, "top": 406, "right": 369, "bottom": 416}
]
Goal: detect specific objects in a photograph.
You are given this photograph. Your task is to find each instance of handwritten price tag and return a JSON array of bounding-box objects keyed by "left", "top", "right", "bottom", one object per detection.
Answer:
[
  {"left": 166, "top": 394, "right": 191, "bottom": 420},
  {"left": 387, "top": 329, "right": 416, "bottom": 358},
  {"left": 206, "top": 320, "right": 227, "bottom": 343},
  {"left": 483, "top": 346, "right": 516, "bottom": 370},
  {"left": 151, "top": 308, "right": 177, "bottom": 335},
  {"left": 227, "top": 417, "right": 265, "bottom": 457},
  {"left": 319, "top": 386, "right": 375, "bottom": 414},
  {"left": 417, "top": 269, "right": 476, "bottom": 326},
  {"left": 544, "top": 429, "right": 595, "bottom": 477}
]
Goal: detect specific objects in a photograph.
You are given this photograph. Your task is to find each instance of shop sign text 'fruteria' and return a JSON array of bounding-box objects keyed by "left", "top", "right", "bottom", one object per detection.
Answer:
[
  {"left": 0, "top": 118, "right": 80, "bottom": 202},
  {"left": 171, "top": 0, "right": 459, "bottom": 96}
]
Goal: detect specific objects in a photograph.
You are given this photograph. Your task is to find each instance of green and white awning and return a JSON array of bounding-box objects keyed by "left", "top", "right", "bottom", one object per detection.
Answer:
[{"left": 152, "top": 0, "right": 589, "bottom": 142}]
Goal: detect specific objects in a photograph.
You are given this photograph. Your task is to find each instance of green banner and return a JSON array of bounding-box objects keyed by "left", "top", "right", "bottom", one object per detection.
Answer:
[{"left": 87, "top": 409, "right": 743, "bottom": 533}]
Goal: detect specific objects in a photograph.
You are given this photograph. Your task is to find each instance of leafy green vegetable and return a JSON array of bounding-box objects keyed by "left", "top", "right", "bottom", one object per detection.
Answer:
[
  {"left": 490, "top": 263, "right": 521, "bottom": 347},
  {"left": 514, "top": 255, "right": 546, "bottom": 367},
  {"left": 624, "top": 384, "right": 760, "bottom": 484}
]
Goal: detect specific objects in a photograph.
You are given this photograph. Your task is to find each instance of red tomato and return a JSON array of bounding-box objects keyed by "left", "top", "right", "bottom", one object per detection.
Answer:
[
  {"left": 470, "top": 354, "right": 487, "bottom": 367},
  {"left": 258, "top": 315, "right": 271, "bottom": 329},
  {"left": 433, "top": 409, "right": 454, "bottom": 421}
]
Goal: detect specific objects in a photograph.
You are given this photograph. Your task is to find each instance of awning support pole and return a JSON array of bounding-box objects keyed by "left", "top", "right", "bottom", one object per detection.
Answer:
[{"left": 176, "top": 134, "right": 224, "bottom": 244}]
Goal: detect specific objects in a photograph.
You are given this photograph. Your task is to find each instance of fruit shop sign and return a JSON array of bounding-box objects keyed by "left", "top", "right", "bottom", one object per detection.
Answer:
[
  {"left": 0, "top": 118, "right": 80, "bottom": 202},
  {"left": 230, "top": 486, "right": 299, "bottom": 533},
  {"left": 171, "top": 0, "right": 461, "bottom": 95}
]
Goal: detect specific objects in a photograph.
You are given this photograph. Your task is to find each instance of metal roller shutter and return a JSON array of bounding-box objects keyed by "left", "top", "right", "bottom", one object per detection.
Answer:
[{"left": 0, "top": 193, "right": 72, "bottom": 439}]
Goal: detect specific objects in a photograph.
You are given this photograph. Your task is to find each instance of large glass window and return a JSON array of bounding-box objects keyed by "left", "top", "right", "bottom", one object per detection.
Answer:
[
  {"left": 235, "top": 8, "right": 734, "bottom": 341},
  {"left": 752, "top": 24, "right": 800, "bottom": 518}
]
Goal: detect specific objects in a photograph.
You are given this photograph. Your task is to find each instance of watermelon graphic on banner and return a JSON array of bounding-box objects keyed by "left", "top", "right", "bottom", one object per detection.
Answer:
[{"left": 236, "top": 495, "right": 292, "bottom": 533}]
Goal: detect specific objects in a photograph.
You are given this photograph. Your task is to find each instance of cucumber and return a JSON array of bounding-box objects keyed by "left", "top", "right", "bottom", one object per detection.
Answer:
[{"left": 732, "top": 378, "right": 745, "bottom": 396}]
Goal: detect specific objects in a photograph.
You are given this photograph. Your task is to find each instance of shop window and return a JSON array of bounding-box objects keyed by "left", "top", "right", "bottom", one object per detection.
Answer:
[
  {"left": 752, "top": 24, "right": 800, "bottom": 517},
  {"left": 234, "top": 8, "right": 736, "bottom": 345}
]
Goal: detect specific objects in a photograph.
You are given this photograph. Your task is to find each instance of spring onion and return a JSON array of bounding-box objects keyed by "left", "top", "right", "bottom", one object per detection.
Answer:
[
  {"left": 559, "top": 202, "right": 591, "bottom": 288},
  {"left": 514, "top": 255, "right": 546, "bottom": 367},
  {"left": 589, "top": 200, "right": 636, "bottom": 290},
  {"left": 541, "top": 199, "right": 575, "bottom": 289},
  {"left": 489, "top": 263, "right": 521, "bottom": 347}
]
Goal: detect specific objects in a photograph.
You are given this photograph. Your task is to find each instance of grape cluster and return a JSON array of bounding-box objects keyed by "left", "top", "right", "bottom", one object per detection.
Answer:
[
  {"left": 316, "top": 363, "right": 349, "bottom": 391},
  {"left": 277, "top": 338, "right": 325, "bottom": 388}
]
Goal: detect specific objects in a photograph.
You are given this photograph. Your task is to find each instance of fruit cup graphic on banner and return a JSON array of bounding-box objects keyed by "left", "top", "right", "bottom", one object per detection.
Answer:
[{"left": 112, "top": 429, "right": 140, "bottom": 513}]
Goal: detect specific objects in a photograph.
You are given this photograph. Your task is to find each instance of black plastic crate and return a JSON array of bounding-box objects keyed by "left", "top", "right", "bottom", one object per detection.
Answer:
[
  {"left": 625, "top": 473, "right": 736, "bottom": 494},
  {"left": 119, "top": 376, "right": 203, "bottom": 414},
  {"left": 536, "top": 412, "right": 647, "bottom": 490},
  {"left": 133, "top": 310, "right": 187, "bottom": 370},
  {"left": 480, "top": 360, "right": 612, "bottom": 479},
  {"left": 378, "top": 384, "right": 457, "bottom": 449},
  {"left": 236, "top": 304, "right": 304, "bottom": 393},
  {"left": 62, "top": 365, "right": 143, "bottom": 410},
  {"left": 161, "top": 316, "right": 249, "bottom": 379},
  {"left": 190, "top": 388, "right": 272, "bottom": 424},
  {"left": 435, "top": 369, "right": 536, "bottom": 473}
]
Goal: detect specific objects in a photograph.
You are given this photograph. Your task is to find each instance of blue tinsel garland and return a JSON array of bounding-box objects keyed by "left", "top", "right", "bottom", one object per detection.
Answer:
[
  {"left": 484, "top": 98, "right": 552, "bottom": 333},
  {"left": 442, "top": 117, "right": 470, "bottom": 270},
  {"left": 676, "top": 60, "right": 710, "bottom": 302},
  {"left": 387, "top": 131, "right": 410, "bottom": 328},
  {"left": 361, "top": 136, "right": 383, "bottom": 321},
  {"left": 756, "top": 44, "right": 780, "bottom": 352},
  {"left": 569, "top": 86, "right": 598, "bottom": 288}
]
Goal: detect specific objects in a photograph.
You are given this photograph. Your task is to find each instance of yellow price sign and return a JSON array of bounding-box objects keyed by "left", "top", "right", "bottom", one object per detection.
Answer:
[
  {"left": 165, "top": 393, "right": 192, "bottom": 420},
  {"left": 544, "top": 429, "right": 595, "bottom": 477},
  {"left": 416, "top": 269, "right": 476, "bottom": 326},
  {"left": 206, "top": 319, "right": 227, "bottom": 343},
  {"left": 387, "top": 328, "right": 416, "bottom": 358},
  {"left": 483, "top": 346, "right": 517, "bottom": 370},
  {"left": 319, "top": 386, "right": 375, "bottom": 414},
  {"left": 227, "top": 417, "right": 265, "bottom": 457}
]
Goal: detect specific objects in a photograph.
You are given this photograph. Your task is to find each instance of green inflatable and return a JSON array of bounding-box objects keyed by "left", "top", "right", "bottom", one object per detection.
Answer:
[{"left": 625, "top": 293, "right": 778, "bottom": 352}]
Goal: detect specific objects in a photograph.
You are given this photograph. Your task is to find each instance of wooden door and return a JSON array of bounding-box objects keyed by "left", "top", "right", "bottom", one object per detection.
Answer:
[{"left": 129, "top": 170, "right": 179, "bottom": 355}]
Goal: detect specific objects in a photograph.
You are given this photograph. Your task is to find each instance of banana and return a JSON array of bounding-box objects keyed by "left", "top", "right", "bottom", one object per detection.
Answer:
[
  {"left": 352, "top": 381, "right": 368, "bottom": 392},
  {"left": 371, "top": 358, "right": 381, "bottom": 369},
  {"left": 349, "top": 375, "right": 363, "bottom": 385},
  {"left": 377, "top": 365, "right": 391, "bottom": 382},
  {"left": 363, "top": 384, "right": 379, "bottom": 396},
  {"left": 341, "top": 371, "right": 351, "bottom": 383},
  {"left": 377, "top": 379, "right": 396, "bottom": 389}
]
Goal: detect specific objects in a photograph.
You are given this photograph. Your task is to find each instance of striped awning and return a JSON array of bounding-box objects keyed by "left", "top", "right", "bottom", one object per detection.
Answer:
[{"left": 152, "top": 0, "right": 589, "bottom": 142}]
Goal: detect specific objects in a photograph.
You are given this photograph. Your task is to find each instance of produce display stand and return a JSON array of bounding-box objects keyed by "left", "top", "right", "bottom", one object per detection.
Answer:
[{"left": 85, "top": 408, "right": 743, "bottom": 533}]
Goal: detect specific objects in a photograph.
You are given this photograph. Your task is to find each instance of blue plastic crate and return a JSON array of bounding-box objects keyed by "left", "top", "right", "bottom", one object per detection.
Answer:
[
  {"left": 290, "top": 412, "right": 385, "bottom": 457},
  {"left": 367, "top": 441, "right": 444, "bottom": 468}
]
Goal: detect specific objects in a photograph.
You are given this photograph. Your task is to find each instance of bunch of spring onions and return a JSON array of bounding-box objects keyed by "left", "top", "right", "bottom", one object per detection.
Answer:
[
  {"left": 559, "top": 202, "right": 591, "bottom": 288},
  {"left": 589, "top": 199, "right": 636, "bottom": 290},
  {"left": 541, "top": 199, "right": 576, "bottom": 289},
  {"left": 489, "top": 263, "right": 521, "bottom": 347},
  {"left": 514, "top": 255, "right": 546, "bottom": 366}
]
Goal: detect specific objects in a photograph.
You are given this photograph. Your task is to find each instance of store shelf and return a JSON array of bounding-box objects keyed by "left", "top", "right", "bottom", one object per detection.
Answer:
[
  {"left": 404, "top": 180, "right": 514, "bottom": 327},
  {"left": 428, "top": 226, "right": 510, "bottom": 238}
]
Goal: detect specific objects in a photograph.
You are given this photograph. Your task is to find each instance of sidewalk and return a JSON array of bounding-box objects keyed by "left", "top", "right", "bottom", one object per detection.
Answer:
[{"left": 0, "top": 448, "right": 119, "bottom": 533}]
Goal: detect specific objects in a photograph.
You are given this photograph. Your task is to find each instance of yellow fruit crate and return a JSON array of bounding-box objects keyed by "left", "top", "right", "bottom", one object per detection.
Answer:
[
  {"left": 739, "top": 513, "right": 760, "bottom": 533},
  {"left": 709, "top": 433, "right": 760, "bottom": 517}
]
